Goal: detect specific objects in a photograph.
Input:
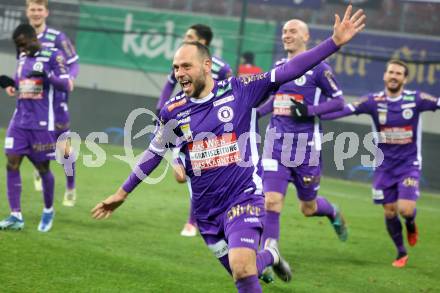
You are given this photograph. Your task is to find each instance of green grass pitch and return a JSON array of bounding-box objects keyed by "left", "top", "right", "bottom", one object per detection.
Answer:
[{"left": 0, "top": 129, "right": 439, "bottom": 292}]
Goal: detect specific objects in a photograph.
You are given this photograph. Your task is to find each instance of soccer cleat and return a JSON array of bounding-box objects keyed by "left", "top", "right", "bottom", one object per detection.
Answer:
[
  {"left": 180, "top": 223, "right": 197, "bottom": 237},
  {"left": 38, "top": 211, "right": 54, "bottom": 232},
  {"left": 0, "top": 215, "right": 24, "bottom": 230},
  {"left": 392, "top": 255, "right": 409, "bottom": 268},
  {"left": 407, "top": 223, "right": 418, "bottom": 247},
  {"left": 331, "top": 205, "right": 348, "bottom": 242},
  {"left": 33, "top": 170, "right": 43, "bottom": 192},
  {"left": 264, "top": 238, "right": 292, "bottom": 283},
  {"left": 62, "top": 189, "right": 77, "bottom": 207},
  {"left": 259, "top": 266, "right": 275, "bottom": 284}
]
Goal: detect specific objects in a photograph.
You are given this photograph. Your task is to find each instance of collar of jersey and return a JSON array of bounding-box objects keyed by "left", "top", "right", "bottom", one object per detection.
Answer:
[
  {"left": 190, "top": 83, "right": 218, "bottom": 104},
  {"left": 386, "top": 95, "right": 402, "bottom": 102}
]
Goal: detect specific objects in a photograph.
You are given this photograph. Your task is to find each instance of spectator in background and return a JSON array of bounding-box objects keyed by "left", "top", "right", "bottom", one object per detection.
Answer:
[{"left": 237, "top": 51, "right": 263, "bottom": 77}]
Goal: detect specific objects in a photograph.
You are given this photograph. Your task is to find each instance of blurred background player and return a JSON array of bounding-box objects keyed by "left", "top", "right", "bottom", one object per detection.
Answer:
[
  {"left": 0, "top": 23, "right": 72, "bottom": 232},
  {"left": 26, "top": 0, "right": 80, "bottom": 207},
  {"left": 257, "top": 19, "right": 348, "bottom": 280},
  {"left": 237, "top": 51, "right": 263, "bottom": 77},
  {"left": 156, "top": 23, "right": 232, "bottom": 237},
  {"left": 321, "top": 59, "right": 440, "bottom": 267}
]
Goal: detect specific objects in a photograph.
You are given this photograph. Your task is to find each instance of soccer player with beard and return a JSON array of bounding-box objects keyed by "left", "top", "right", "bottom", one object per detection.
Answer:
[
  {"left": 156, "top": 24, "right": 233, "bottom": 237},
  {"left": 256, "top": 19, "right": 348, "bottom": 281},
  {"left": 26, "top": 0, "right": 80, "bottom": 207},
  {"left": 321, "top": 59, "right": 440, "bottom": 268},
  {"left": 0, "top": 23, "right": 71, "bottom": 232},
  {"left": 92, "top": 6, "right": 365, "bottom": 291}
]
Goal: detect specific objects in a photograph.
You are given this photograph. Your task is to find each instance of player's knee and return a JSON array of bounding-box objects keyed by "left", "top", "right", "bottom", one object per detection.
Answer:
[
  {"left": 398, "top": 207, "right": 414, "bottom": 218},
  {"left": 300, "top": 205, "right": 315, "bottom": 217},
  {"left": 6, "top": 156, "right": 21, "bottom": 171},
  {"left": 264, "top": 192, "right": 283, "bottom": 211},
  {"left": 34, "top": 161, "right": 50, "bottom": 174},
  {"left": 230, "top": 259, "right": 255, "bottom": 280}
]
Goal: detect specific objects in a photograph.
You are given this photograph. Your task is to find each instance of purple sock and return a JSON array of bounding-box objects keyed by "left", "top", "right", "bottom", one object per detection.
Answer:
[
  {"left": 261, "top": 211, "right": 280, "bottom": 246},
  {"left": 218, "top": 255, "right": 232, "bottom": 275},
  {"left": 385, "top": 216, "right": 406, "bottom": 256},
  {"left": 404, "top": 208, "right": 417, "bottom": 233},
  {"left": 41, "top": 171, "right": 55, "bottom": 209},
  {"left": 7, "top": 169, "right": 22, "bottom": 212},
  {"left": 314, "top": 196, "right": 336, "bottom": 221},
  {"left": 66, "top": 161, "right": 75, "bottom": 190},
  {"left": 188, "top": 201, "right": 196, "bottom": 225},
  {"left": 235, "top": 275, "right": 262, "bottom": 293},
  {"left": 257, "top": 250, "right": 274, "bottom": 275}
]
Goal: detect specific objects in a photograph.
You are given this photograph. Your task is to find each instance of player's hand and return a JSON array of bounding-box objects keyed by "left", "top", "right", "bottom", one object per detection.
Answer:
[
  {"left": 5, "top": 86, "right": 16, "bottom": 97},
  {"left": 68, "top": 79, "right": 74, "bottom": 92},
  {"left": 91, "top": 188, "right": 128, "bottom": 220},
  {"left": 332, "top": 5, "right": 366, "bottom": 47},
  {"left": 0, "top": 75, "right": 15, "bottom": 89},
  {"left": 291, "top": 99, "right": 309, "bottom": 121}
]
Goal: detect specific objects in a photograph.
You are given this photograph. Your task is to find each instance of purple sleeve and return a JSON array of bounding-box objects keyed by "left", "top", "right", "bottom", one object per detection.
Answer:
[
  {"left": 274, "top": 38, "right": 339, "bottom": 85},
  {"left": 68, "top": 62, "right": 79, "bottom": 79},
  {"left": 219, "top": 63, "right": 233, "bottom": 80},
  {"left": 417, "top": 92, "right": 440, "bottom": 112},
  {"left": 156, "top": 73, "right": 177, "bottom": 110},
  {"left": 56, "top": 32, "right": 79, "bottom": 66},
  {"left": 49, "top": 51, "right": 70, "bottom": 91},
  {"left": 121, "top": 150, "right": 163, "bottom": 193},
  {"left": 308, "top": 97, "right": 344, "bottom": 116},
  {"left": 319, "top": 104, "right": 355, "bottom": 120},
  {"left": 257, "top": 95, "right": 274, "bottom": 118}
]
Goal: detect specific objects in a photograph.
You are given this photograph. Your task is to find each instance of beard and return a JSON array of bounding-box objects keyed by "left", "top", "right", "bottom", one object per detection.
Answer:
[
  {"left": 386, "top": 81, "right": 403, "bottom": 94},
  {"left": 191, "top": 72, "right": 206, "bottom": 98}
]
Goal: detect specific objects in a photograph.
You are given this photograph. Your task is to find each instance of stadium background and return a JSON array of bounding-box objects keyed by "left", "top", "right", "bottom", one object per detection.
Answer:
[{"left": 0, "top": 0, "right": 439, "bottom": 189}]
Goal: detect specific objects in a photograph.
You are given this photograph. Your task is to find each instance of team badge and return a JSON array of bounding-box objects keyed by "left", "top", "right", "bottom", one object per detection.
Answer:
[
  {"left": 402, "top": 108, "right": 413, "bottom": 120},
  {"left": 218, "top": 106, "right": 234, "bottom": 123},
  {"left": 294, "top": 75, "right": 306, "bottom": 86},
  {"left": 32, "top": 62, "right": 44, "bottom": 72}
]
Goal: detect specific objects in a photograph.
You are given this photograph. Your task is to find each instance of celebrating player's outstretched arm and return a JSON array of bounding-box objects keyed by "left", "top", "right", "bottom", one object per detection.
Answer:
[{"left": 332, "top": 5, "right": 366, "bottom": 46}]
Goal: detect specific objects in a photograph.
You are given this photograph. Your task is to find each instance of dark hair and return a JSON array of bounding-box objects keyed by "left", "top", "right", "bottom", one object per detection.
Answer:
[
  {"left": 12, "top": 23, "right": 36, "bottom": 42},
  {"left": 181, "top": 41, "right": 212, "bottom": 60},
  {"left": 387, "top": 59, "right": 409, "bottom": 77},
  {"left": 189, "top": 24, "right": 213, "bottom": 46},
  {"left": 242, "top": 51, "right": 255, "bottom": 64}
]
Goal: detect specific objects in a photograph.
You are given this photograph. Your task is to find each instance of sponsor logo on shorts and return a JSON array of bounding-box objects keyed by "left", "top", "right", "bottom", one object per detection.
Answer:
[
  {"left": 240, "top": 238, "right": 255, "bottom": 244},
  {"left": 227, "top": 203, "right": 261, "bottom": 221},
  {"left": 402, "top": 177, "right": 419, "bottom": 188},
  {"left": 244, "top": 217, "right": 259, "bottom": 223}
]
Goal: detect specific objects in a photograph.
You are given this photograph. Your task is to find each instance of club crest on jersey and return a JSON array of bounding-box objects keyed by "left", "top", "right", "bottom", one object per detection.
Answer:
[
  {"left": 294, "top": 75, "right": 306, "bottom": 86},
  {"left": 33, "top": 62, "right": 44, "bottom": 72},
  {"left": 218, "top": 106, "right": 234, "bottom": 122},
  {"left": 402, "top": 108, "right": 413, "bottom": 120}
]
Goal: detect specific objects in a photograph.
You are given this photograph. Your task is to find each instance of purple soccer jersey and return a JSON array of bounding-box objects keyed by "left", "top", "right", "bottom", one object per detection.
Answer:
[
  {"left": 156, "top": 55, "right": 232, "bottom": 111},
  {"left": 323, "top": 90, "right": 440, "bottom": 203},
  {"left": 5, "top": 46, "right": 70, "bottom": 161},
  {"left": 260, "top": 60, "right": 343, "bottom": 199},
  {"left": 12, "top": 47, "right": 70, "bottom": 131},
  {"left": 38, "top": 26, "right": 79, "bottom": 131}
]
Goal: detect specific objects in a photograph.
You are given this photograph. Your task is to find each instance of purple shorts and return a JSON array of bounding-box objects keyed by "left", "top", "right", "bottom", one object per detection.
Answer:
[
  {"left": 262, "top": 158, "right": 320, "bottom": 201},
  {"left": 197, "top": 194, "right": 265, "bottom": 261},
  {"left": 372, "top": 169, "right": 420, "bottom": 204},
  {"left": 4, "top": 124, "right": 56, "bottom": 162}
]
